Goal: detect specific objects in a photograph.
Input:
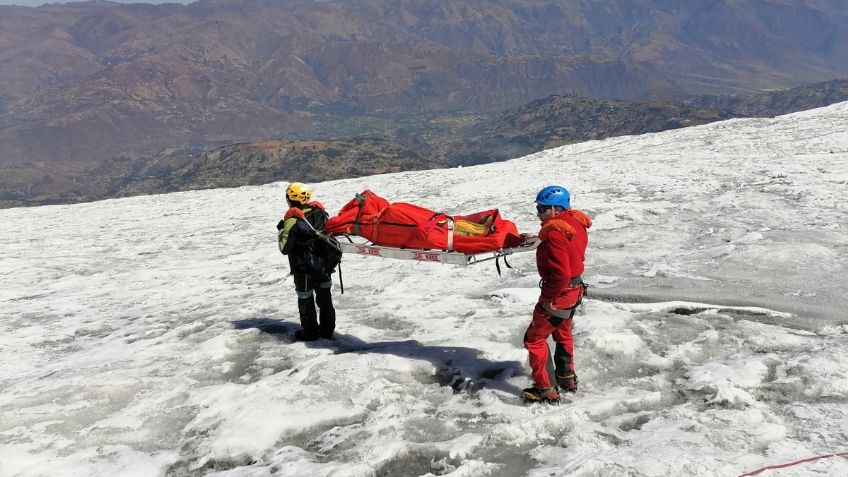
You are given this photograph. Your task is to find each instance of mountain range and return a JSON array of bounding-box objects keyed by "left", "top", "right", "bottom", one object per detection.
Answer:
[{"left": 1, "top": 0, "right": 848, "bottom": 206}]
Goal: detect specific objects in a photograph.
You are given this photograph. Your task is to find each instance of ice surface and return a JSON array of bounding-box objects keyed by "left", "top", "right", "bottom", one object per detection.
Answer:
[{"left": 1, "top": 103, "right": 847, "bottom": 476}]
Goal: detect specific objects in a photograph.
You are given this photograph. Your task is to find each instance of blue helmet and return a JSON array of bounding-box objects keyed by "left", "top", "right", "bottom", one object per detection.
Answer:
[{"left": 535, "top": 185, "right": 571, "bottom": 209}]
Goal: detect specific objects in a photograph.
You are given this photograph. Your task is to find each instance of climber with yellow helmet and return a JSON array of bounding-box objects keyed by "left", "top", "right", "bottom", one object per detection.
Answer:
[{"left": 277, "top": 182, "right": 341, "bottom": 341}]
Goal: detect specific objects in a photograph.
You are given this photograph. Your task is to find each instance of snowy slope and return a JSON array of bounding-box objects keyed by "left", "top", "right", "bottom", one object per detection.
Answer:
[{"left": 1, "top": 103, "right": 847, "bottom": 477}]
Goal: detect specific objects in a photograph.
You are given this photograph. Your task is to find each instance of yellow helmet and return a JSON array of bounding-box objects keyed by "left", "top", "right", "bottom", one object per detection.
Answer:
[{"left": 285, "top": 182, "right": 313, "bottom": 204}]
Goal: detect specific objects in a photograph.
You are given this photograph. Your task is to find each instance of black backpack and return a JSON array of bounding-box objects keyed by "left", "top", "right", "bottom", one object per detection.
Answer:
[{"left": 306, "top": 234, "right": 342, "bottom": 276}]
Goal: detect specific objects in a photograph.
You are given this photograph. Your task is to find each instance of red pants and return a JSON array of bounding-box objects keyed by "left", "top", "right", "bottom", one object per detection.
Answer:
[{"left": 524, "top": 304, "right": 575, "bottom": 389}]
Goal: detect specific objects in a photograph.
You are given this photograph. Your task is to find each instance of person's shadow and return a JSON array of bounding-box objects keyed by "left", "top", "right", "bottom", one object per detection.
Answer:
[{"left": 232, "top": 318, "right": 526, "bottom": 397}]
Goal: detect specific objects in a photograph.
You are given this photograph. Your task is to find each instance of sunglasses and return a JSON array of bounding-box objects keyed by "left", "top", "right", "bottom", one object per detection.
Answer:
[{"left": 536, "top": 205, "right": 552, "bottom": 214}]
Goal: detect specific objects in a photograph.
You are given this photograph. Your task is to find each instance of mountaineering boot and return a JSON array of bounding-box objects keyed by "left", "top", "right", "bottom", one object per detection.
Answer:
[
  {"left": 522, "top": 386, "right": 561, "bottom": 403},
  {"left": 315, "top": 285, "right": 336, "bottom": 340},
  {"left": 556, "top": 373, "right": 579, "bottom": 393},
  {"left": 296, "top": 294, "right": 320, "bottom": 341}
]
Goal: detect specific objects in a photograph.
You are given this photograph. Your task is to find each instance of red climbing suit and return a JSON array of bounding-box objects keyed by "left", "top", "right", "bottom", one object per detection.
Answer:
[{"left": 524, "top": 209, "right": 592, "bottom": 390}]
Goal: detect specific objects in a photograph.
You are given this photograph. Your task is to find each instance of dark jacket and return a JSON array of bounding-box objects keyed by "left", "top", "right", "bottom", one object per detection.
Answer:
[{"left": 277, "top": 204, "right": 330, "bottom": 275}]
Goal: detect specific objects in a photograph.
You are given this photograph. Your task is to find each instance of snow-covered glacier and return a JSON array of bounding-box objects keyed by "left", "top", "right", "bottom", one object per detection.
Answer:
[{"left": 1, "top": 102, "right": 847, "bottom": 476}]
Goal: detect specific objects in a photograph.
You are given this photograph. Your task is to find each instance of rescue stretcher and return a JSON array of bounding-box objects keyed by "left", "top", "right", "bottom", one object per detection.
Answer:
[
  {"left": 324, "top": 189, "right": 540, "bottom": 272},
  {"left": 335, "top": 233, "right": 541, "bottom": 271}
]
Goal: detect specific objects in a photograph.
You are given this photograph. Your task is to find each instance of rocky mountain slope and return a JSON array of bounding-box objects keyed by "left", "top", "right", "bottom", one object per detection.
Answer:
[
  {"left": 2, "top": 0, "right": 848, "bottom": 206},
  {"left": 9, "top": 78, "right": 848, "bottom": 208},
  {"left": 689, "top": 78, "right": 848, "bottom": 117}
]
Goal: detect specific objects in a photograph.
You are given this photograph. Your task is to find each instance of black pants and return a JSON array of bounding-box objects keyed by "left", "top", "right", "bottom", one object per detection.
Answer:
[{"left": 293, "top": 272, "right": 335, "bottom": 339}]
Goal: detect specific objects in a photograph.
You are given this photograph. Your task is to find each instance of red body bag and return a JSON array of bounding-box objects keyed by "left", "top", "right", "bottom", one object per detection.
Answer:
[{"left": 324, "top": 190, "right": 522, "bottom": 254}]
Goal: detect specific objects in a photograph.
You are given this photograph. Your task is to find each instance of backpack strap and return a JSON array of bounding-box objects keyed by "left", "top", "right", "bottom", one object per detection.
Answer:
[{"left": 337, "top": 261, "right": 344, "bottom": 294}]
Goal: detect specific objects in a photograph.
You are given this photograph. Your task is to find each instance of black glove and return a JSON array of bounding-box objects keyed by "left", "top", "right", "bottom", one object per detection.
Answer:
[{"left": 276, "top": 219, "right": 286, "bottom": 231}]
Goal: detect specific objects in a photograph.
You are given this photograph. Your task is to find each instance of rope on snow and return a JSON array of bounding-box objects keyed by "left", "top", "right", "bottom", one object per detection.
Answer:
[{"left": 738, "top": 450, "right": 848, "bottom": 476}]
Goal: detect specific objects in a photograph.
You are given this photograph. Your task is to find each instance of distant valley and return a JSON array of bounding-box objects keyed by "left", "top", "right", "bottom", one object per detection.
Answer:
[
  {"left": 3, "top": 78, "right": 846, "bottom": 207},
  {"left": 1, "top": 0, "right": 847, "bottom": 206}
]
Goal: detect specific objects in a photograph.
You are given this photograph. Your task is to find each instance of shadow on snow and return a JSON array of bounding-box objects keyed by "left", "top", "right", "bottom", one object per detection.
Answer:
[{"left": 232, "top": 317, "right": 525, "bottom": 396}]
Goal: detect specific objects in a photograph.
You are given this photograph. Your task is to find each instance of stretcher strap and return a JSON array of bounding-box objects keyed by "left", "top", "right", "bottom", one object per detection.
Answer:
[
  {"left": 353, "top": 192, "right": 365, "bottom": 236},
  {"left": 446, "top": 216, "right": 454, "bottom": 252},
  {"left": 488, "top": 209, "right": 499, "bottom": 235}
]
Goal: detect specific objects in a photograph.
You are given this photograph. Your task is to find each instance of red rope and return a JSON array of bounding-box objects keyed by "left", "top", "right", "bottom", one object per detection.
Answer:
[{"left": 738, "top": 451, "right": 848, "bottom": 476}]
